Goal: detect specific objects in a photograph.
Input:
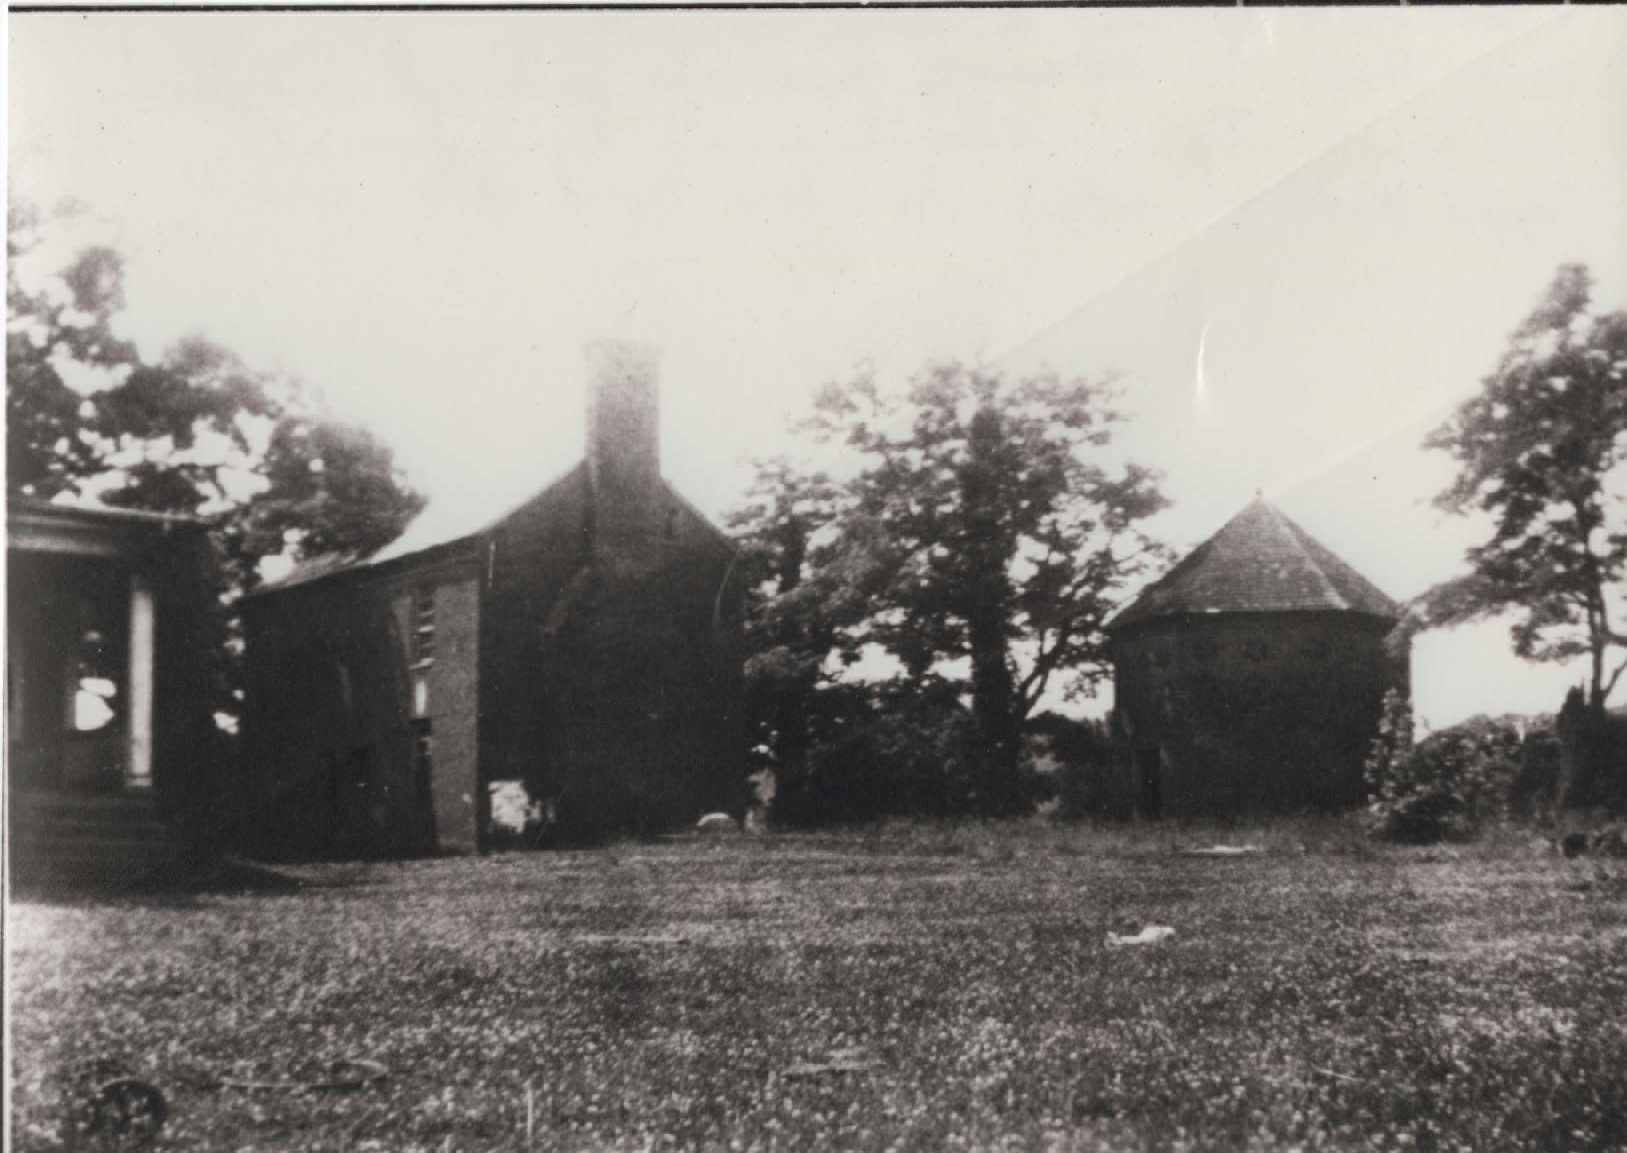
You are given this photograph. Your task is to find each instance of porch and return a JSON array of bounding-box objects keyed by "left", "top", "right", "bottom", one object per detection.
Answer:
[{"left": 8, "top": 500, "right": 219, "bottom": 886}]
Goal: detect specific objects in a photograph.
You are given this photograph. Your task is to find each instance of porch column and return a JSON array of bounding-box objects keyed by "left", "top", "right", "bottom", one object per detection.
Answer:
[{"left": 127, "top": 573, "right": 155, "bottom": 787}]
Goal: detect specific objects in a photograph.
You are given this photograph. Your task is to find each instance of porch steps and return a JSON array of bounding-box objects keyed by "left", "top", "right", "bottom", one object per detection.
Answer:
[{"left": 9, "top": 792, "right": 188, "bottom": 887}]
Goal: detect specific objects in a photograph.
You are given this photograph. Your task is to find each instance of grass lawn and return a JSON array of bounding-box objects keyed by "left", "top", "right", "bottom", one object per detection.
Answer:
[{"left": 9, "top": 819, "right": 1627, "bottom": 1152}]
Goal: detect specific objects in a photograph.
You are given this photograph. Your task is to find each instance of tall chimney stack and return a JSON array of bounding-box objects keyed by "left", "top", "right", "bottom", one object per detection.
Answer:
[{"left": 584, "top": 339, "right": 663, "bottom": 568}]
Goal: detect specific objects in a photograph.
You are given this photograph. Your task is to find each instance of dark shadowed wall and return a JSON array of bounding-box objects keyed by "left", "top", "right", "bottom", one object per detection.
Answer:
[
  {"left": 1110, "top": 612, "right": 1407, "bottom": 816},
  {"left": 477, "top": 463, "right": 592, "bottom": 799},
  {"left": 239, "top": 547, "right": 482, "bottom": 858},
  {"left": 480, "top": 465, "right": 744, "bottom": 838}
]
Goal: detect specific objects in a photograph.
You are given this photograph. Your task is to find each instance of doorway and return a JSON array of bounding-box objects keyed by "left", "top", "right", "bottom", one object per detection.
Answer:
[{"left": 7, "top": 553, "right": 131, "bottom": 793}]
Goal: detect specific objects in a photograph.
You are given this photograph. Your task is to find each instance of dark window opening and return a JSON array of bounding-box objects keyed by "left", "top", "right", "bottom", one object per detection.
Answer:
[
  {"left": 412, "top": 585, "right": 436, "bottom": 665},
  {"left": 665, "top": 506, "right": 681, "bottom": 542}
]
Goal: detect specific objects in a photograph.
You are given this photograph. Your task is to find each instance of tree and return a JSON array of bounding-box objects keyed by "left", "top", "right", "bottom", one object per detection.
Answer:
[
  {"left": 740, "top": 360, "right": 1169, "bottom": 816},
  {"left": 7, "top": 200, "right": 425, "bottom": 596},
  {"left": 8, "top": 202, "right": 143, "bottom": 498},
  {"left": 228, "top": 412, "right": 429, "bottom": 578},
  {"left": 1419, "top": 264, "right": 1627, "bottom": 708},
  {"left": 727, "top": 458, "right": 849, "bottom": 782},
  {"left": 7, "top": 201, "right": 426, "bottom": 722}
]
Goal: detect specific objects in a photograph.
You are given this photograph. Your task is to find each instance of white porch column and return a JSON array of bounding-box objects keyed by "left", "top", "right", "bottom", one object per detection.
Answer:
[{"left": 127, "top": 573, "right": 156, "bottom": 787}]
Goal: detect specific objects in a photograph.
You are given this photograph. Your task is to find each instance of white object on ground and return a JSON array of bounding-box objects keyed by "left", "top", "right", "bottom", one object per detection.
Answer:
[
  {"left": 785, "top": 1046, "right": 881, "bottom": 1078},
  {"left": 1185, "top": 844, "right": 1262, "bottom": 857},
  {"left": 488, "top": 780, "right": 544, "bottom": 834},
  {"left": 696, "top": 812, "right": 738, "bottom": 833},
  {"left": 1106, "top": 926, "right": 1176, "bottom": 948}
]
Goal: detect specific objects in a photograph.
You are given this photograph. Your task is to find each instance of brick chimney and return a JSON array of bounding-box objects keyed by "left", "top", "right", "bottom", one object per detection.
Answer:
[{"left": 584, "top": 339, "right": 663, "bottom": 571}]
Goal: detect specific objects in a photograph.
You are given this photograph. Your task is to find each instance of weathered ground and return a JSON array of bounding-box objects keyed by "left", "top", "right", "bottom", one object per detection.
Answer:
[{"left": 9, "top": 819, "right": 1627, "bottom": 1152}]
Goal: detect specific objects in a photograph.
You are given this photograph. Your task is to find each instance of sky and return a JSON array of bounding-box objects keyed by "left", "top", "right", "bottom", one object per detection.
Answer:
[{"left": 10, "top": 7, "right": 1627, "bottom": 728}]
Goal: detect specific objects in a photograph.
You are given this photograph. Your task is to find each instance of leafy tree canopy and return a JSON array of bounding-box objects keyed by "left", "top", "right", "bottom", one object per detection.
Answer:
[
  {"left": 727, "top": 458, "right": 852, "bottom": 773},
  {"left": 7, "top": 200, "right": 425, "bottom": 593},
  {"left": 731, "top": 359, "right": 1169, "bottom": 815},
  {"left": 1418, "top": 264, "right": 1627, "bottom": 706}
]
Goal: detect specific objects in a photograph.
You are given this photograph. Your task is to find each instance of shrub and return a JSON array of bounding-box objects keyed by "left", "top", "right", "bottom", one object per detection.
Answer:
[
  {"left": 769, "top": 694, "right": 1061, "bottom": 828},
  {"left": 1027, "top": 713, "right": 1120, "bottom": 820},
  {"left": 771, "top": 702, "right": 978, "bottom": 828},
  {"left": 1510, "top": 722, "right": 1561, "bottom": 818},
  {"left": 1363, "top": 690, "right": 1415, "bottom": 824},
  {"left": 1366, "top": 699, "right": 1521, "bottom": 842}
]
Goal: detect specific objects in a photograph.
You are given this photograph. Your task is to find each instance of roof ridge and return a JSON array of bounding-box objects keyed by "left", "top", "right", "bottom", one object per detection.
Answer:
[
  {"left": 1105, "top": 497, "right": 1398, "bottom": 632},
  {"left": 1262, "top": 501, "right": 1349, "bottom": 611},
  {"left": 252, "top": 460, "right": 738, "bottom": 598}
]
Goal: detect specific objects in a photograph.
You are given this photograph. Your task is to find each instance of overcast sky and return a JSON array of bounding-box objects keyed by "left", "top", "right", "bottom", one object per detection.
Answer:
[{"left": 11, "top": 8, "right": 1627, "bottom": 727}]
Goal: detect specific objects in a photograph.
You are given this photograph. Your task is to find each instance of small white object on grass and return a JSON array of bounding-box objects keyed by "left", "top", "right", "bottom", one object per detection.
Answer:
[
  {"left": 1185, "top": 844, "right": 1262, "bottom": 857},
  {"left": 785, "top": 1046, "right": 881, "bottom": 1078},
  {"left": 696, "top": 812, "right": 738, "bottom": 833},
  {"left": 1106, "top": 926, "right": 1176, "bottom": 948}
]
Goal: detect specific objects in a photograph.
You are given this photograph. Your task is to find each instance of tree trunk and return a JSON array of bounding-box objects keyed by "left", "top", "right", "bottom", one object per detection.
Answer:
[
  {"left": 968, "top": 601, "right": 1023, "bottom": 813},
  {"left": 962, "top": 406, "right": 1025, "bottom": 815}
]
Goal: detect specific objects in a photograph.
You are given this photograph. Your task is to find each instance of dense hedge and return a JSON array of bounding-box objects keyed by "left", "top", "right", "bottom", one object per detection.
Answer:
[{"left": 1365, "top": 688, "right": 1627, "bottom": 842}]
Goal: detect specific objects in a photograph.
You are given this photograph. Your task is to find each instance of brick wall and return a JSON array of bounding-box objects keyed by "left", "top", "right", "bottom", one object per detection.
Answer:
[
  {"left": 481, "top": 466, "right": 745, "bottom": 839},
  {"left": 479, "top": 464, "right": 592, "bottom": 802},
  {"left": 239, "top": 546, "right": 480, "bottom": 859},
  {"left": 1112, "top": 612, "right": 1407, "bottom": 815},
  {"left": 550, "top": 490, "right": 745, "bottom": 835},
  {"left": 389, "top": 572, "right": 481, "bottom": 853}
]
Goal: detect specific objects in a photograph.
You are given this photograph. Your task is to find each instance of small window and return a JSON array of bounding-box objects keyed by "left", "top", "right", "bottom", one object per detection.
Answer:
[
  {"left": 1303, "top": 638, "right": 1332, "bottom": 662},
  {"left": 411, "top": 585, "right": 436, "bottom": 665},
  {"left": 665, "top": 506, "right": 681, "bottom": 543}
]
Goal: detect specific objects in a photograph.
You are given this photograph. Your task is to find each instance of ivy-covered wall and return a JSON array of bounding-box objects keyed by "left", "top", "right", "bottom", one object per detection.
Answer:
[{"left": 1111, "top": 612, "right": 1408, "bottom": 816}]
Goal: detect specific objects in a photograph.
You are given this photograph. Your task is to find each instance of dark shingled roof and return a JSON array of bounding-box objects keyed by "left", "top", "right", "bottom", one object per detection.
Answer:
[
  {"left": 251, "top": 463, "right": 581, "bottom": 596},
  {"left": 1107, "top": 499, "right": 1400, "bottom": 632},
  {"left": 253, "top": 464, "right": 737, "bottom": 599}
]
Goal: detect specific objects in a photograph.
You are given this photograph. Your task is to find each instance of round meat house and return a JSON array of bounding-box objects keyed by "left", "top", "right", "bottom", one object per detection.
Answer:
[{"left": 1106, "top": 499, "right": 1409, "bottom": 817}]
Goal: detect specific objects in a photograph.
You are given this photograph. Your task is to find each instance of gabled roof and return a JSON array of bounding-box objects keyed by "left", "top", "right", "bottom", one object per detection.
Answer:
[
  {"left": 1107, "top": 498, "right": 1399, "bottom": 632},
  {"left": 253, "top": 463, "right": 583, "bottom": 595},
  {"left": 254, "top": 462, "right": 737, "bottom": 598}
]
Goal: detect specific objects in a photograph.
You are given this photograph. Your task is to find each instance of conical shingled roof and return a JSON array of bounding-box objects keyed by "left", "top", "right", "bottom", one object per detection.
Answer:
[{"left": 1107, "top": 499, "right": 1400, "bottom": 632}]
